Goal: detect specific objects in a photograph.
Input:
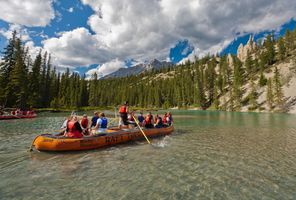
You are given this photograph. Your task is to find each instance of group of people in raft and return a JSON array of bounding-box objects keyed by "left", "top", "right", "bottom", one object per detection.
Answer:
[
  {"left": 58, "top": 101, "right": 173, "bottom": 138},
  {"left": 0, "top": 107, "right": 36, "bottom": 116}
]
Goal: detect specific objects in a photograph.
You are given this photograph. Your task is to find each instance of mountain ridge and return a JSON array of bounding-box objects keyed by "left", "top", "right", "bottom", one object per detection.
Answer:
[{"left": 103, "top": 59, "right": 174, "bottom": 79}]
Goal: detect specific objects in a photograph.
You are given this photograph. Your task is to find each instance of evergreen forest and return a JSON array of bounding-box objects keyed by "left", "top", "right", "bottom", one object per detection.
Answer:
[{"left": 1, "top": 29, "right": 296, "bottom": 112}]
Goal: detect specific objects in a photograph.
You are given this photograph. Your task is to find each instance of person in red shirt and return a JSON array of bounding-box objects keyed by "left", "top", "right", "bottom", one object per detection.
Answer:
[{"left": 80, "top": 114, "right": 89, "bottom": 135}]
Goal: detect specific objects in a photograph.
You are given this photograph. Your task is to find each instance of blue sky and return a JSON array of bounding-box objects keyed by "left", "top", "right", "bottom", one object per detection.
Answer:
[
  {"left": 0, "top": 0, "right": 296, "bottom": 76},
  {"left": 221, "top": 19, "right": 296, "bottom": 56}
]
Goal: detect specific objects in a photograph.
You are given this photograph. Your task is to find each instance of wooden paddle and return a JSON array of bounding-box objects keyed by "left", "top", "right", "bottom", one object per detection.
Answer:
[{"left": 132, "top": 115, "right": 151, "bottom": 144}]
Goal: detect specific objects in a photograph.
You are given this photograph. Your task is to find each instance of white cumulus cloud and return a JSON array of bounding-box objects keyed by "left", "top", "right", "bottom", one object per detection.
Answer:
[
  {"left": 0, "top": 0, "right": 55, "bottom": 27},
  {"left": 42, "top": 27, "right": 112, "bottom": 67},
  {"left": 84, "top": 0, "right": 296, "bottom": 61},
  {"left": 86, "top": 59, "right": 126, "bottom": 78},
  {"left": 40, "top": 0, "right": 296, "bottom": 74}
]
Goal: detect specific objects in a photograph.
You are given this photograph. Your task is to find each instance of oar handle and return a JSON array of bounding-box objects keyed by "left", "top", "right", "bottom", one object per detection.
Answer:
[{"left": 132, "top": 115, "right": 151, "bottom": 144}]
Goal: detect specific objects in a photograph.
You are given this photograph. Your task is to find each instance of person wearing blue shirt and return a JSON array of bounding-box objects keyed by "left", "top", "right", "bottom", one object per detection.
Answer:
[
  {"left": 137, "top": 112, "right": 145, "bottom": 126},
  {"left": 91, "top": 111, "right": 99, "bottom": 127}
]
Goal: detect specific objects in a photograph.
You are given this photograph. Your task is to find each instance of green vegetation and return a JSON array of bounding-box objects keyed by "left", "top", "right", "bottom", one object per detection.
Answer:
[{"left": 1, "top": 29, "right": 296, "bottom": 112}]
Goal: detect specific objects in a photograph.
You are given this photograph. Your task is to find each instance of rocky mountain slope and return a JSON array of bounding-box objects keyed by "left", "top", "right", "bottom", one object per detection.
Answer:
[{"left": 103, "top": 59, "right": 173, "bottom": 78}]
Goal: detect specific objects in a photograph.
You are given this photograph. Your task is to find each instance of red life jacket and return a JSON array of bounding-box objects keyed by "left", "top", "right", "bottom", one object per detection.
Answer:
[
  {"left": 163, "top": 115, "right": 167, "bottom": 123},
  {"left": 67, "top": 121, "right": 83, "bottom": 138},
  {"left": 81, "top": 118, "right": 88, "bottom": 129},
  {"left": 145, "top": 116, "right": 152, "bottom": 125},
  {"left": 119, "top": 105, "right": 127, "bottom": 113}
]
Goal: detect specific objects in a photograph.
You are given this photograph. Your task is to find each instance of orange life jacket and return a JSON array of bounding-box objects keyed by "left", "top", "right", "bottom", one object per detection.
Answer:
[
  {"left": 119, "top": 105, "right": 127, "bottom": 113},
  {"left": 145, "top": 116, "right": 152, "bottom": 125}
]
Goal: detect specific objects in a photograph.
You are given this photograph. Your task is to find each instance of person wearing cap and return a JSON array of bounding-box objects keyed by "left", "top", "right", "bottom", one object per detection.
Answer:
[
  {"left": 118, "top": 101, "right": 129, "bottom": 129},
  {"left": 91, "top": 111, "right": 99, "bottom": 127}
]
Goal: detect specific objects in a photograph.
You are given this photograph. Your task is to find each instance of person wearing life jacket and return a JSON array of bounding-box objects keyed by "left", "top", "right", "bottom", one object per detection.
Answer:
[
  {"left": 144, "top": 112, "right": 154, "bottom": 129},
  {"left": 93, "top": 112, "right": 108, "bottom": 134},
  {"left": 167, "top": 112, "right": 173, "bottom": 126},
  {"left": 163, "top": 112, "right": 168, "bottom": 123},
  {"left": 154, "top": 114, "right": 163, "bottom": 128},
  {"left": 162, "top": 113, "right": 169, "bottom": 127},
  {"left": 80, "top": 114, "right": 89, "bottom": 135},
  {"left": 119, "top": 101, "right": 129, "bottom": 128},
  {"left": 64, "top": 116, "right": 84, "bottom": 138}
]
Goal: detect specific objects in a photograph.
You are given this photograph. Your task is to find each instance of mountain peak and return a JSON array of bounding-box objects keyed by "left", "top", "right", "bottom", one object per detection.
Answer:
[{"left": 103, "top": 59, "right": 173, "bottom": 79}]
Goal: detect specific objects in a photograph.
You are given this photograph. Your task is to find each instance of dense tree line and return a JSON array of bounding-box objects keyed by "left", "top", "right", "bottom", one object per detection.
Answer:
[
  {"left": 1, "top": 29, "right": 296, "bottom": 112},
  {"left": 0, "top": 31, "right": 88, "bottom": 109}
]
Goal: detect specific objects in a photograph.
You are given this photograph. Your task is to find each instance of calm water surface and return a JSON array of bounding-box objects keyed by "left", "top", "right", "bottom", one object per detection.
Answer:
[{"left": 0, "top": 111, "right": 296, "bottom": 199}]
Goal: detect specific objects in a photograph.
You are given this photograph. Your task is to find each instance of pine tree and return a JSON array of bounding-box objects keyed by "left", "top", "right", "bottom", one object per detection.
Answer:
[
  {"left": 40, "top": 52, "right": 47, "bottom": 107},
  {"left": 44, "top": 54, "right": 52, "bottom": 107},
  {"left": 245, "top": 50, "right": 253, "bottom": 75},
  {"left": 88, "top": 72, "right": 98, "bottom": 106},
  {"left": 266, "top": 78, "right": 274, "bottom": 111},
  {"left": 259, "top": 71, "right": 267, "bottom": 87},
  {"left": 249, "top": 79, "right": 258, "bottom": 110},
  {"left": 195, "top": 65, "right": 206, "bottom": 109},
  {"left": 213, "top": 81, "right": 219, "bottom": 110},
  {"left": 6, "top": 38, "right": 28, "bottom": 109},
  {"left": 228, "top": 88, "right": 234, "bottom": 111},
  {"left": 278, "top": 37, "right": 286, "bottom": 61},
  {"left": 285, "top": 30, "right": 294, "bottom": 51},
  {"left": 232, "top": 57, "right": 243, "bottom": 110},
  {"left": 29, "top": 51, "right": 42, "bottom": 107},
  {"left": 264, "top": 34, "right": 276, "bottom": 65},
  {"left": 273, "top": 67, "right": 284, "bottom": 111},
  {"left": 0, "top": 31, "right": 17, "bottom": 106},
  {"left": 79, "top": 74, "right": 88, "bottom": 107},
  {"left": 207, "top": 58, "right": 217, "bottom": 104}
]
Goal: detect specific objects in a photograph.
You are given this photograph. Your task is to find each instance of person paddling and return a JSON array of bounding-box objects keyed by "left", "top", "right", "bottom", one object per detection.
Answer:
[{"left": 119, "top": 101, "right": 129, "bottom": 129}]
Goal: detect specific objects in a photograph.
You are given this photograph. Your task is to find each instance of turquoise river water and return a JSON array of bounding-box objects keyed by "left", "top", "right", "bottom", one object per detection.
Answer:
[{"left": 0, "top": 110, "right": 296, "bottom": 199}]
